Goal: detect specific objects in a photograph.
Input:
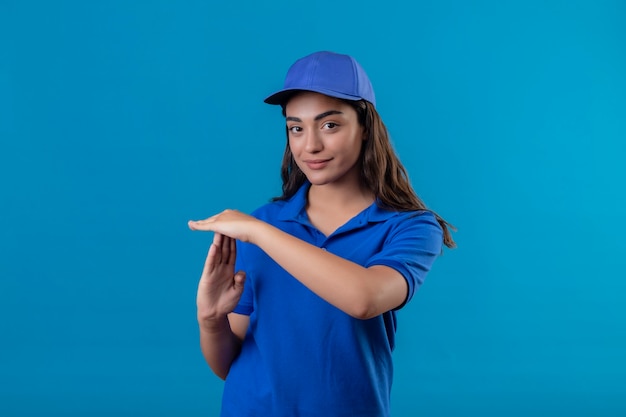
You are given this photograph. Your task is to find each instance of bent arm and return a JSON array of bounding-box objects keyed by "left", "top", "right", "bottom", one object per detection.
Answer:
[
  {"left": 198, "top": 313, "right": 249, "bottom": 380},
  {"left": 252, "top": 223, "right": 407, "bottom": 319},
  {"left": 194, "top": 233, "right": 250, "bottom": 379},
  {"left": 189, "top": 210, "right": 441, "bottom": 320}
]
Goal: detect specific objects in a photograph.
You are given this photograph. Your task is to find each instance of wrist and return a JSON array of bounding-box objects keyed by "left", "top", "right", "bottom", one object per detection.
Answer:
[
  {"left": 249, "top": 220, "right": 274, "bottom": 247},
  {"left": 197, "top": 314, "right": 230, "bottom": 334}
]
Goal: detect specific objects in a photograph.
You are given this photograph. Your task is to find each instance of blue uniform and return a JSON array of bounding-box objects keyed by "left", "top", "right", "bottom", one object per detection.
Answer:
[{"left": 221, "top": 183, "right": 443, "bottom": 417}]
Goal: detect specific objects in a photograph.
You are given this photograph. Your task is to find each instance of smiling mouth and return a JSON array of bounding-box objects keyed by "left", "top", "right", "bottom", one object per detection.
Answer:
[{"left": 304, "top": 159, "right": 331, "bottom": 169}]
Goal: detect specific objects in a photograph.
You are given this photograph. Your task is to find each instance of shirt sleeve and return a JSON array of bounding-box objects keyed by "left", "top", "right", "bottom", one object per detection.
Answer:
[
  {"left": 232, "top": 239, "right": 254, "bottom": 315},
  {"left": 365, "top": 211, "right": 443, "bottom": 309}
]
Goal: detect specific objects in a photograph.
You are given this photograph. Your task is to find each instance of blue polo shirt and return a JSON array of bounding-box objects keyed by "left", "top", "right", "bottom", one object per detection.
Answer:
[{"left": 221, "top": 183, "right": 443, "bottom": 417}]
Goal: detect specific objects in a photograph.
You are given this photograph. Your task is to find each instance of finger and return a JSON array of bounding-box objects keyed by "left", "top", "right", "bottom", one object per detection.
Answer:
[
  {"left": 212, "top": 233, "right": 223, "bottom": 264},
  {"left": 220, "top": 234, "right": 231, "bottom": 265},
  {"left": 188, "top": 217, "right": 216, "bottom": 231},
  {"left": 202, "top": 243, "right": 218, "bottom": 276},
  {"left": 233, "top": 271, "right": 246, "bottom": 292},
  {"left": 228, "top": 235, "right": 237, "bottom": 265},
  {"left": 188, "top": 220, "right": 205, "bottom": 231}
]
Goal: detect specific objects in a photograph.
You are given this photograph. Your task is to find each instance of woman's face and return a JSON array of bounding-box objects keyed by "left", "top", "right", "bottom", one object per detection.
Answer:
[{"left": 285, "top": 92, "right": 364, "bottom": 188}]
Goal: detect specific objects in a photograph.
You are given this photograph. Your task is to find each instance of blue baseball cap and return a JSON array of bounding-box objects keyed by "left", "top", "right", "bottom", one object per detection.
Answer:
[{"left": 264, "top": 51, "right": 376, "bottom": 107}]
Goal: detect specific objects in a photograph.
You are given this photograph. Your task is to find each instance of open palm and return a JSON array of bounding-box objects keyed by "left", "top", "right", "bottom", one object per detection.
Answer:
[{"left": 196, "top": 233, "right": 246, "bottom": 320}]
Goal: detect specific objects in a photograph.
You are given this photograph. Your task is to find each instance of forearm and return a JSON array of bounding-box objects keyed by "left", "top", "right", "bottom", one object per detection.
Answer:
[
  {"left": 252, "top": 223, "right": 406, "bottom": 319},
  {"left": 198, "top": 315, "right": 242, "bottom": 380},
  {"left": 188, "top": 211, "right": 408, "bottom": 319}
]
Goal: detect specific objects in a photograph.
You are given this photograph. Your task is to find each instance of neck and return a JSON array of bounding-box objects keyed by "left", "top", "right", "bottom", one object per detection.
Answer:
[{"left": 307, "top": 181, "right": 375, "bottom": 211}]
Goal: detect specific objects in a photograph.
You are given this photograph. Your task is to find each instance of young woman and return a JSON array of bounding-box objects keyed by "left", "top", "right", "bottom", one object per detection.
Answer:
[{"left": 188, "top": 51, "right": 455, "bottom": 417}]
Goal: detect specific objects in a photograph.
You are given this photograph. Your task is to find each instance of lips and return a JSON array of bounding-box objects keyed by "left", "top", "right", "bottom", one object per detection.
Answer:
[{"left": 304, "top": 159, "right": 331, "bottom": 170}]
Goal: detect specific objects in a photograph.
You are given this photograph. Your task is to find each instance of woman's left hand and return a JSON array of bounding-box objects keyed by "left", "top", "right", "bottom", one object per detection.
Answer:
[{"left": 188, "top": 209, "right": 261, "bottom": 243}]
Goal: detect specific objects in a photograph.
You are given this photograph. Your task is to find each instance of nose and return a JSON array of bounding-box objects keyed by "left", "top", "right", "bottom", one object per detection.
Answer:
[{"left": 304, "top": 130, "right": 323, "bottom": 153}]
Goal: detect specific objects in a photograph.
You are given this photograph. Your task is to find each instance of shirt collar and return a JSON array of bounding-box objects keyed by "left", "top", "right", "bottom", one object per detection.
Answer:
[
  {"left": 277, "top": 182, "right": 398, "bottom": 224},
  {"left": 277, "top": 182, "right": 311, "bottom": 223}
]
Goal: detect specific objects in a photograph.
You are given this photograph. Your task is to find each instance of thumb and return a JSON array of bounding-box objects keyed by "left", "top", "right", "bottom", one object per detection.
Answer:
[{"left": 233, "top": 271, "right": 246, "bottom": 292}]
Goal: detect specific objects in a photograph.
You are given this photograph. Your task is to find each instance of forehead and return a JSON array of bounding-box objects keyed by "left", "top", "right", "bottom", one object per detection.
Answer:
[{"left": 284, "top": 92, "right": 354, "bottom": 116}]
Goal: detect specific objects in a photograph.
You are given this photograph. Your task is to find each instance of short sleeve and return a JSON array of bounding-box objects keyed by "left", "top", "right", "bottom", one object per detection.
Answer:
[
  {"left": 232, "top": 240, "right": 254, "bottom": 315},
  {"left": 365, "top": 211, "right": 443, "bottom": 308}
]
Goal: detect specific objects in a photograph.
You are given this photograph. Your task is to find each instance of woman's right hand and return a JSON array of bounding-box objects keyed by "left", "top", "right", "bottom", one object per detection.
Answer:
[{"left": 196, "top": 232, "right": 246, "bottom": 323}]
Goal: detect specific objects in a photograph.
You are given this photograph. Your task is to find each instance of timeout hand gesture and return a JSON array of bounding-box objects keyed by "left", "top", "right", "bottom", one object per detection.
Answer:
[
  {"left": 188, "top": 209, "right": 261, "bottom": 243},
  {"left": 195, "top": 232, "right": 246, "bottom": 321}
]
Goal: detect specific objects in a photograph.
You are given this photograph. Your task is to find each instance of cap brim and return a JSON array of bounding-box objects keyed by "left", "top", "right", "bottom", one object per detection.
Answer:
[{"left": 264, "top": 88, "right": 363, "bottom": 106}]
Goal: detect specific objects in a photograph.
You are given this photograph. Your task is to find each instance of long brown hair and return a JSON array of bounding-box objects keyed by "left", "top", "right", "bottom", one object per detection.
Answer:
[{"left": 272, "top": 98, "right": 456, "bottom": 249}]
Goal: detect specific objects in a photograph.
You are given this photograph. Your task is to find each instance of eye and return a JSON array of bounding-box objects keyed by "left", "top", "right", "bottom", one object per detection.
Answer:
[
  {"left": 288, "top": 126, "right": 302, "bottom": 134},
  {"left": 323, "top": 122, "right": 338, "bottom": 129}
]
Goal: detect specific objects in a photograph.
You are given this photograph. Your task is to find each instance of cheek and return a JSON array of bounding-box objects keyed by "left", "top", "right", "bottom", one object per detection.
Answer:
[
  {"left": 287, "top": 143, "right": 296, "bottom": 159},
  {"left": 288, "top": 137, "right": 299, "bottom": 154},
  {"left": 347, "top": 138, "right": 364, "bottom": 159},
  {"left": 287, "top": 141, "right": 304, "bottom": 167}
]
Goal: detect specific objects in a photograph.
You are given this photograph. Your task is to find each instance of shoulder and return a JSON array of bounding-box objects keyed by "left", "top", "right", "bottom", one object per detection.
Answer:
[
  {"left": 375, "top": 204, "right": 441, "bottom": 230},
  {"left": 404, "top": 210, "right": 442, "bottom": 230},
  {"left": 383, "top": 209, "right": 443, "bottom": 252}
]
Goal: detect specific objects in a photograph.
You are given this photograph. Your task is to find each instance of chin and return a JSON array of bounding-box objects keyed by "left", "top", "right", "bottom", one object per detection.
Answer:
[
  {"left": 306, "top": 178, "right": 331, "bottom": 186},
  {"left": 304, "top": 174, "right": 334, "bottom": 186},
  {"left": 305, "top": 174, "right": 347, "bottom": 187}
]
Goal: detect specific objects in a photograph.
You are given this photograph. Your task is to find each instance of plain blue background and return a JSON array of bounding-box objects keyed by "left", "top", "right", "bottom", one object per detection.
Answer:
[{"left": 1, "top": 0, "right": 625, "bottom": 416}]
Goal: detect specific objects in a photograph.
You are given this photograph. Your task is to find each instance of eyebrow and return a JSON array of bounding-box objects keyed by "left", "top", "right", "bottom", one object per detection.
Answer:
[{"left": 285, "top": 110, "right": 344, "bottom": 123}]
